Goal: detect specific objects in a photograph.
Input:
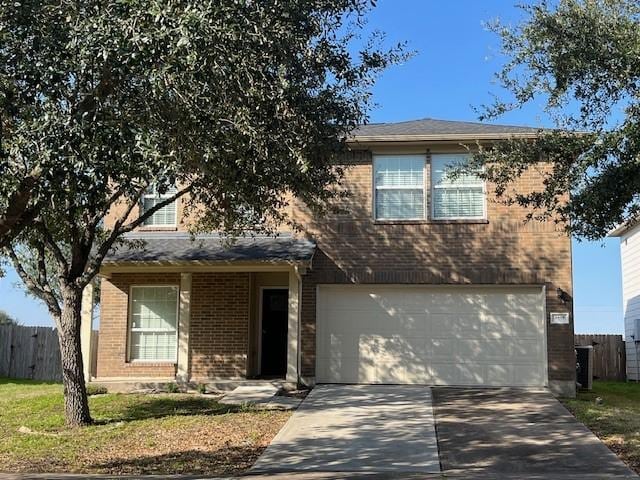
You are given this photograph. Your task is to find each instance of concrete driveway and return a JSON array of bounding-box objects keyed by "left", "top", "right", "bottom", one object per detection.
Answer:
[
  {"left": 251, "top": 384, "right": 637, "bottom": 478},
  {"left": 433, "top": 387, "right": 637, "bottom": 478},
  {"left": 250, "top": 384, "right": 440, "bottom": 474}
]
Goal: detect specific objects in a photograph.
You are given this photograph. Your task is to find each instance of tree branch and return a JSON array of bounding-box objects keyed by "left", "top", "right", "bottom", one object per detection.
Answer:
[
  {"left": 0, "top": 172, "right": 43, "bottom": 249},
  {"left": 89, "top": 184, "right": 128, "bottom": 229},
  {"left": 36, "top": 221, "right": 70, "bottom": 279},
  {"left": 121, "top": 184, "right": 192, "bottom": 233},
  {"left": 78, "top": 184, "right": 192, "bottom": 286},
  {"left": 5, "top": 244, "right": 61, "bottom": 318}
]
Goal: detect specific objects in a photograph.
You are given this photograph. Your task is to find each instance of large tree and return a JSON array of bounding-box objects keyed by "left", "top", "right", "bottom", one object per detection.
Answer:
[
  {"left": 1, "top": 0, "right": 404, "bottom": 426},
  {"left": 473, "top": 0, "right": 640, "bottom": 239}
]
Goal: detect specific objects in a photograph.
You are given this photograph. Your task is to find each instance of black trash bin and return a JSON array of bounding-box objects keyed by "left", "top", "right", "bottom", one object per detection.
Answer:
[{"left": 576, "top": 345, "right": 593, "bottom": 390}]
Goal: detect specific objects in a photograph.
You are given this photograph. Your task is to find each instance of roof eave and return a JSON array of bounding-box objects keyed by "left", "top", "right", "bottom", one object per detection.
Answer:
[
  {"left": 99, "top": 258, "right": 313, "bottom": 277},
  {"left": 347, "top": 132, "right": 542, "bottom": 144},
  {"left": 608, "top": 222, "right": 639, "bottom": 237}
]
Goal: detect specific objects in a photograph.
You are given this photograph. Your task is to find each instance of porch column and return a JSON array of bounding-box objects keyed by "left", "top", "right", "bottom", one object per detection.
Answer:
[
  {"left": 286, "top": 267, "right": 300, "bottom": 383},
  {"left": 80, "top": 281, "right": 94, "bottom": 383},
  {"left": 177, "top": 273, "right": 192, "bottom": 382}
]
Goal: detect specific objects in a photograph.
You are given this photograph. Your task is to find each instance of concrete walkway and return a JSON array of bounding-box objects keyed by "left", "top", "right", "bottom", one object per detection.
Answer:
[{"left": 250, "top": 384, "right": 440, "bottom": 474}]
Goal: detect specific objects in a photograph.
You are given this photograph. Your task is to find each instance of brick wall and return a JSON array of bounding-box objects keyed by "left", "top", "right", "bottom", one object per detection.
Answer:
[
  {"left": 296, "top": 149, "right": 574, "bottom": 387},
  {"left": 190, "top": 272, "right": 250, "bottom": 379},
  {"left": 96, "top": 272, "right": 250, "bottom": 379},
  {"left": 96, "top": 273, "right": 180, "bottom": 378},
  {"left": 99, "top": 145, "right": 574, "bottom": 389}
]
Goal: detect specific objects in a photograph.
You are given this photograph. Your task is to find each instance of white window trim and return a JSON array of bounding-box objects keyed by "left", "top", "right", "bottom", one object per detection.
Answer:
[
  {"left": 127, "top": 284, "right": 180, "bottom": 363},
  {"left": 372, "top": 154, "right": 427, "bottom": 221},
  {"left": 430, "top": 153, "right": 487, "bottom": 221},
  {"left": 141, "top": 185, "right": 178, "bottom": 227}
]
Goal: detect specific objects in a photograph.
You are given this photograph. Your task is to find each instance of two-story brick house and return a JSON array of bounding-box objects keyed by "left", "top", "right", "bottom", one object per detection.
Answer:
[{"left": 91, "top": 118, "right": 575, "bottom": 397}]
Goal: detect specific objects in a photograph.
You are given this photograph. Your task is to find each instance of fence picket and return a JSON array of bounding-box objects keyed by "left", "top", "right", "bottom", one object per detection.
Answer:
[
  {"left": 0, "top": 324, "right": 65, "bottom": 382},
  {"left": 575, "top": 334, "right": 626, "bottom": 381}
]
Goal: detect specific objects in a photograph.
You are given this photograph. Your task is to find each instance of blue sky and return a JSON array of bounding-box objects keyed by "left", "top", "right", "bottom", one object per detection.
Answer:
[{"left": 0, "top": 0, "right": 625, "bottom": 334}]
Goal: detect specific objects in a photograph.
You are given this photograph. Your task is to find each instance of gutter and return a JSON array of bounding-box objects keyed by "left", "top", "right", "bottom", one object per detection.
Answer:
[{"left": 608, "top": 221, "right": 639, "bottom": 238}]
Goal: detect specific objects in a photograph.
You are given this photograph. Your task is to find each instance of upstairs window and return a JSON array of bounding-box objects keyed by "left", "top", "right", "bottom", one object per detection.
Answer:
[
  {"left": 142, "top": 185, "right": 177, "bottom": 226},
  {"left": 374, "top": 155, "right": 425, "bottom": 220},
  {"left": 431, "top": 154, "right": 485, "bottom": 220},
  {"left": 128, "top": 286, "right": 179, "bottom": 362}
]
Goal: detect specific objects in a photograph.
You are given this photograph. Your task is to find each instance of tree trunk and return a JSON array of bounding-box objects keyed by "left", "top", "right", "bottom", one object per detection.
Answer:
[{"left": 57, "top": 287, "right": 92, "bottom": 426}]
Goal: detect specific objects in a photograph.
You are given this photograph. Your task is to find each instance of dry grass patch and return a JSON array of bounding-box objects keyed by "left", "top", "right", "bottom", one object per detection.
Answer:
[{"left": 0, "top": 378, "right": 290, "bottom": 475}]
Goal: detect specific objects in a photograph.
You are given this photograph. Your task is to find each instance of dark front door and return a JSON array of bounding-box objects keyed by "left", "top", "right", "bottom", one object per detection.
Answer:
[{"left": 260, "top": 289, "right": 288, "bottom": 377}]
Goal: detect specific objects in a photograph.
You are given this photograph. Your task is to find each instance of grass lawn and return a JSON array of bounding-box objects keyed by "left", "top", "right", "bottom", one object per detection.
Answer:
[
  {"left": 563, "top": 381, "right": 640, "bottom": 475},
  {"left": 0, "top": 378, "right": 290, "bottom": 475}
]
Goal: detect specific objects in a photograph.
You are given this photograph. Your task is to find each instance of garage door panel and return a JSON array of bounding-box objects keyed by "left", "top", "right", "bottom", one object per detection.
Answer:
[
  {"left": 430, "top": 313, "right": 483, "bottom": 337},
  {"left": 427, "top": 338, "right": 456, "bottom": 359},
  {"left": 481, "top": 314, "right": 525, "bottom": 337},
  {"left": 513, "top": 364, "right": 546, "bottom": 386},
  {"left": 326, "top": 333, "right": 359, "bottom": 359},
  {"left": 322, "top": 309, "right": 428, "bottom": 336},
  {"left": 360, "top": 334, "right": 428, "bottom": 361},
  {"left": 317, "top": 286, "right": 546, "bottom": 387},
  {"left": 375, "top": 363, "right": 407, "bottom": 383},
  {"left": 456, "top": 338, "right": 511, "bottom": 360},
  {"left": 428, "top": 363, "right": 455, "bottom": 384},
  {"left": 318, "top": 355, "right": 360, "bottom": 383},
  {"left": 486, "top": 364, "right": 513, "bottom": 384},
  {"left": 510, "top": 338, "right": 543, "bottom": 360}
]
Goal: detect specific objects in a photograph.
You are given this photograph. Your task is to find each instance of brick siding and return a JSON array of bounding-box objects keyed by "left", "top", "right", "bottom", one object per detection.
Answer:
[
  {"left": 96, "top": 273, "right": 180, "bottom": 378},
  {"left": 96, "top": 272, "right": 250, "bottom": 379},
  {"left": 296, "top": 149, "right": 574, "bottom": 386},
  {"left": 99, "top": 146, "right": 574, "bottom": 388},
  {"left": 189, "top": 272, "right": 250, "bottom": 379}
]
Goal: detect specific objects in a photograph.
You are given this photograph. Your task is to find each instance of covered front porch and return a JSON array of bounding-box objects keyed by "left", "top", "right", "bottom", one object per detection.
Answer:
[{"left": 86, "top": 233, "right": 314, "bottom": 387}]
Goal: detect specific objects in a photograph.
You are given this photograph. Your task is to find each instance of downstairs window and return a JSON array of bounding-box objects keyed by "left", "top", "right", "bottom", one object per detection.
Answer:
[{"left": 128, "top": 285, "right": 179, "bottom": 362}]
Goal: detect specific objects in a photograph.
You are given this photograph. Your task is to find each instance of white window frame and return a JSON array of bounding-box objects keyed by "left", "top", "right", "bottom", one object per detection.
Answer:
[
  {"left": 430, "top": 153, "right": 486, "bottom": 221},
  {"left": 141, "top": 185, "right": 177, "bottom": 227},
  {"left": 127, "top": 284, "right": 180, "bottom": 363},
  {"left": 372, "top": 154, "right": 427, "bottom": 221}
]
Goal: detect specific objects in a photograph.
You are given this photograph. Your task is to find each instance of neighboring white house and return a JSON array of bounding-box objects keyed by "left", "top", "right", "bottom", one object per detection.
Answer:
[{"left": 610, "top": 222, "right": 640, "bottom": 381}]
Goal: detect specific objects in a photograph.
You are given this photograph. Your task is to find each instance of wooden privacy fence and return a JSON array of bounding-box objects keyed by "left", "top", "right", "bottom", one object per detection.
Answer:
[
  {"left": 575, "top": 334, "right": 626, "bottom": 381},
  {"left": 0, "top": 324, "right": 62, "bottom": 381}
]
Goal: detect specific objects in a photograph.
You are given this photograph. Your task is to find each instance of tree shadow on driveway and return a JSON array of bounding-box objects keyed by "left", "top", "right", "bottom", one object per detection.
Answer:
[{"left": 432, "top": 387, "right": 637, "bottom": 478}]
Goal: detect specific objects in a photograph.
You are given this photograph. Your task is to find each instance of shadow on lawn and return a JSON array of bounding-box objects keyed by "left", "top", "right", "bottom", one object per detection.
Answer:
[
  {"left": 96, "top": 396, "right": 243, "bottom": 424},
  {"left": 90, "top": 445, "right": 264, "bottom": 475}
]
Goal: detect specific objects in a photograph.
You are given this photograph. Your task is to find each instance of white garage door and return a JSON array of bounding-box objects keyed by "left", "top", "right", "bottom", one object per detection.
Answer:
[{"left": 316, "top": 286, "right": 547, "bottom": 386}]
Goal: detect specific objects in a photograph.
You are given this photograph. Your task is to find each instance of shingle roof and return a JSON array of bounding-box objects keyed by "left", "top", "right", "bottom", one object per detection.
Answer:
[
  {"left": 104, "top": 232, "right": 316, "bottom": 264},
  {"left": 351, "top": 117, "right": 542, "bottom": 140}
]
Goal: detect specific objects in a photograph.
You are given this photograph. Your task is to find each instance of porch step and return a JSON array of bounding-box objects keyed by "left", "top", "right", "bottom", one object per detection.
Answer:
[
  {"left": 219, "top": 385, "right": 304, "bottom": 410},
  {"left": 219, "top": 385, "right": 279, "bottom": 405},
  {"left": 89, "top": 378, "right": 295, "bottom": 394},
  {"left": 204, "top": 379, "right": 295, "bottom": 392}
]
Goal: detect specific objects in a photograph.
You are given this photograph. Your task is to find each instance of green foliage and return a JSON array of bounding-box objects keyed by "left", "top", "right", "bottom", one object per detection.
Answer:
[
  {"left": 0, "top": 0, "right": 403, "bottom": 425},
  {"left": 85, "top": 384, "right": 108, "bottom": 396},
  {"left": 165, "top": 382, "right": 179, "bottom": 394},
  {"left": 477, "top": 0, "right": 640, "bottom": 239},
  {"left": 1, "top": 0, "right": 405, "bottom": 305},
  {"left": 0, "top": 309, "right": 18, "bottom": 325},
  {"left": 196, "top": 383, "right": 207, "bottom": 395}
]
